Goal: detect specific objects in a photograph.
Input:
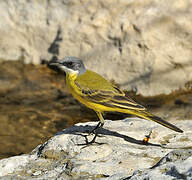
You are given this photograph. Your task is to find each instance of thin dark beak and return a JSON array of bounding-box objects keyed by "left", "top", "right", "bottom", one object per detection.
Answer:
[{"left": 47, "top": 60, "right": 63, "bottom": 73}]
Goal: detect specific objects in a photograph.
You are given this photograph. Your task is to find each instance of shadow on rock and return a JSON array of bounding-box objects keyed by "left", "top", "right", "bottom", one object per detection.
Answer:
[{"left": 55, "top": 124, "right": 161, "bottom": 147}]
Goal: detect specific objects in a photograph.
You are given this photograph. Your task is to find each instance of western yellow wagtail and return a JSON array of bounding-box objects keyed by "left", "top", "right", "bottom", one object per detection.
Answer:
[{"left": 49, "top": 57, "right": 183, "bottom": 143}]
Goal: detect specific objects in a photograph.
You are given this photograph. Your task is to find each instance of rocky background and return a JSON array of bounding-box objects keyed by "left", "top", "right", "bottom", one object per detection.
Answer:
[
  {"left": 1, "top": 0, "right": 192, "bottom": 96},
  {"left": 0, "top": 0, "right": 192, "bottom": 179}
]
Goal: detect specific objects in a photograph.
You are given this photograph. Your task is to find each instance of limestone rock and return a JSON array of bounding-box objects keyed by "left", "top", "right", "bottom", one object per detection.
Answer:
[
  {"left": 0, "top": 119, "right": 191, "bottom": 179},
  {"left": 1, "top": 0, "right": 192, "bottom": 95},
  {"left": 128, "top": 150, "right": 192, "bottom": 180}
]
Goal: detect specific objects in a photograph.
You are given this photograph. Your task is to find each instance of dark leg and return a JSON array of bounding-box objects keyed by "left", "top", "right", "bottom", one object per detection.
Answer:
[
  {"left": 89, "top": 122, "right": 101, "bottom": 134},
  {"left": 85, "top": 111, "right": 104, "bottom": 144}
]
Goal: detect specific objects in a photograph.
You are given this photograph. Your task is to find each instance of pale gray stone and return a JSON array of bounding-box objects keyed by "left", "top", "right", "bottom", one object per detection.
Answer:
[
  {"left": 0, "top": 119, "right": 191, "bottom": 179},
  {"left": 127, "top": 150, "right": 192, "bottom": 180}
]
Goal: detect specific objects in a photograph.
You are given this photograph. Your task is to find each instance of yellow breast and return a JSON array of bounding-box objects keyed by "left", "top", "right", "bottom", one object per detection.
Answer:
[
  {"left": 65, "top": 72, "right": 106, "bottom": 111},
  {"left": 65, "top": 73, "right": 93, "bottom": 107}
]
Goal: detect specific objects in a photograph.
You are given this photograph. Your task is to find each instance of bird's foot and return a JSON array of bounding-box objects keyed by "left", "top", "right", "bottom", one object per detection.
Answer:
[
  {"left": 143, "top": 130, "right": 153, "bottom": 144},
  {"left": 85, "top": 133, "right": 98, "bottom": 144},
  {"left": 85, "top": 131, "right": 105, "bottom": 144},
  {"left": 77, "top": 122, "right": 104, "bottom": 146},
  {"left": 77, "top": 133, "right": 104, "bottom": 146}
]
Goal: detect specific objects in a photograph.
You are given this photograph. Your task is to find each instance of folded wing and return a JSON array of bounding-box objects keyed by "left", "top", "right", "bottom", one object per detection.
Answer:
[{"left": 75, "top": 71, "right": 145, "bottom": 111}]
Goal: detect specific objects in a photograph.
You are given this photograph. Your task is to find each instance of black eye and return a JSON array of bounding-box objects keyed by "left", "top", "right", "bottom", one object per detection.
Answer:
[{"left": 68, "top": 62, "right": 73, "bottom": 66}]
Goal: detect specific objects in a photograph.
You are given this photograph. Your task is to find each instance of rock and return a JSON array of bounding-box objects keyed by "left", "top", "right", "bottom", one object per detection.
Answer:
[
  {"left": 1, "top": 0, "right": 192, "bottom": 95},
  {"left": 0, "top": 118, "right": 191, "bottom": 179},
  {"left": 127, "top": 150, "right": 192, "bottom": 180}
]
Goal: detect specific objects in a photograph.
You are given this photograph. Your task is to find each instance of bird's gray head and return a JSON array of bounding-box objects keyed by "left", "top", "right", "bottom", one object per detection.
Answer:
[{"left": 49, "top": 56, "right": 86, "bottom": 75}]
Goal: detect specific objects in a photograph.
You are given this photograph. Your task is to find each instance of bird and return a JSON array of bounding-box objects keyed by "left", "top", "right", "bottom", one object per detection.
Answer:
[{"left": 49, "top": 56, "right": 183, "bottom": 143}]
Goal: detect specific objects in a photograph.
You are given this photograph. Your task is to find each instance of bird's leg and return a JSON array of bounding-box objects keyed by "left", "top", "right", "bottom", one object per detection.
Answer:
[
  {"left": 85, "top": 112, "right": 104, "bottom": 144},
  {"left": 96, "top": 111, "right": 104, "bottom": 128},
  {"left": 89, "top": 122, "right": 101, "bottom": 134},
  {"left": 89, "top": 111, "right": 104, "bottom": 134}
]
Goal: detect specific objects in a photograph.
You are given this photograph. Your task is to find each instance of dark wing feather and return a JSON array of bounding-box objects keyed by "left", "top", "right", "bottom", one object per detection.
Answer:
[{"left": 100, "top": 95, "right": 145, "bottom": 110}]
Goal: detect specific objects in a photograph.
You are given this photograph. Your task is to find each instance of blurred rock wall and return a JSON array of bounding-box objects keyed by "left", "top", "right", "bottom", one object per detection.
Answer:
[{"left": 1, "top": 0, "right": 192, "bottom": 96}]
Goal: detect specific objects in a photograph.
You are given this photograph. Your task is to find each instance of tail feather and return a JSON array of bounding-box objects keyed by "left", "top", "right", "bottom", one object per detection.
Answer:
[{"left": 130, "top": 110, "right": 183, "bottom": 133}]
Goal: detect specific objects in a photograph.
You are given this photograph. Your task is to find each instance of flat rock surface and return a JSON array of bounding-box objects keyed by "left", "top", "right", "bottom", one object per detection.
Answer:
[{"left": 0, "top": 119, "right": 191, "bottom": 179}]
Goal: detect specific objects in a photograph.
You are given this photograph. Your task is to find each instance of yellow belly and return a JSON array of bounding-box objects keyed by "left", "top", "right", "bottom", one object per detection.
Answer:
[{"left": 65, "top": 74, "right": 113, "bottom": 112}]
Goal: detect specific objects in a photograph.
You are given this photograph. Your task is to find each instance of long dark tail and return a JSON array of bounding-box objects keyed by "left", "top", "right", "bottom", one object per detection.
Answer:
[{"left": 129, "top": 110, "right": 183, "bottom": 133}]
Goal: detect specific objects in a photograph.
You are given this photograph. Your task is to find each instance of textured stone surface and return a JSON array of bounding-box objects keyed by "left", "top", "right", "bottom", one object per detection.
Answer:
[
  {"left": 1, "top": 0, "right": 192, "bottom": 95},
  {"left": 0, "top": 119, "right": 191, "bottom": 179},
  {"left": 128, "top": 150, "right": 192, "bottom": 180}
]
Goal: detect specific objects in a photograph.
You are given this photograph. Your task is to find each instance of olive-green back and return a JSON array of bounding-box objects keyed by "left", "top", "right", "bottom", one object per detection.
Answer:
[{"left": 76, "top": 70, "right": 119, "bottom": 92}]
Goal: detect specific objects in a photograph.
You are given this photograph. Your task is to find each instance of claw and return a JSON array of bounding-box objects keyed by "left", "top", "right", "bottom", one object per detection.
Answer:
[
  {"left": 77, "top": 122, "right": 104, "bottom": 145},
  {"left": 85, "top": 122, "right": 104, "bottom": 144},
  {"left": 85, "top": 133, "right": 98, "bottom": 144}
]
